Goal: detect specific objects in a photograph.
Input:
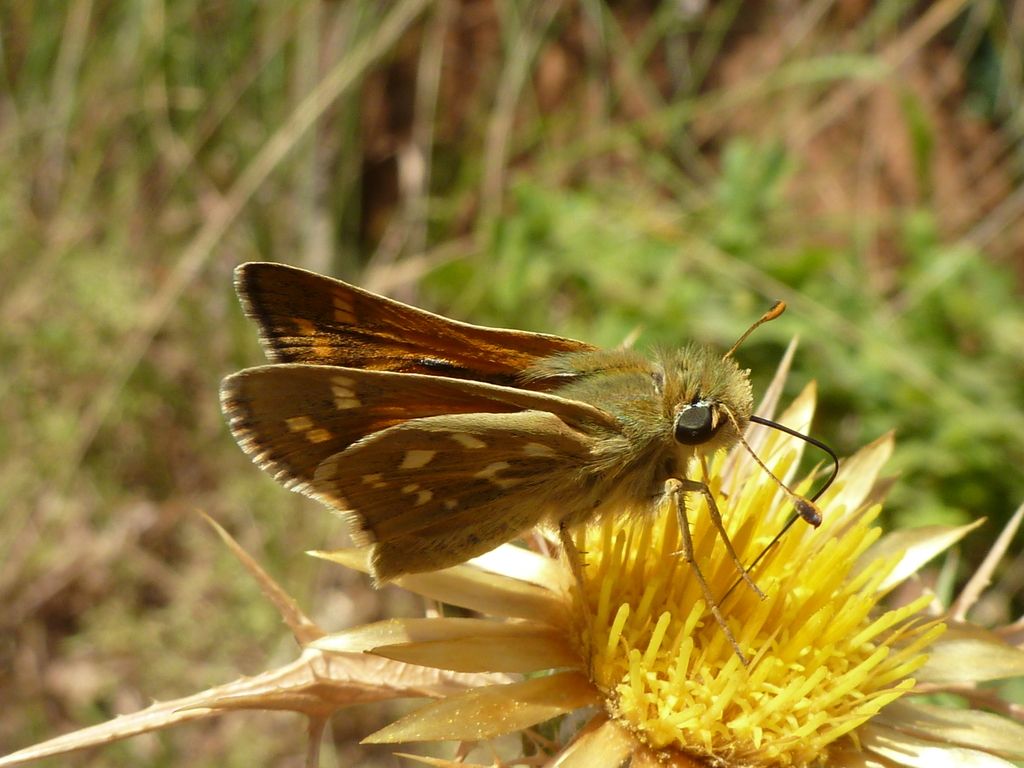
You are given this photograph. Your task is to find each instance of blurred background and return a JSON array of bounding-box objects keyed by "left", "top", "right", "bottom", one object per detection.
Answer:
[{"left": 2, "top": 1, "right": 1023, "bottom": 765}]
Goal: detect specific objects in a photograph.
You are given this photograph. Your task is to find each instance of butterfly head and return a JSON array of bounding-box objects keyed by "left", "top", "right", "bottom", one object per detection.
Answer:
[
  {"left": 663, "top": 345, "right": 753, "bottom": 455},
  {"left": 665, "top": 300, "right": 786, "bottom": 455}
]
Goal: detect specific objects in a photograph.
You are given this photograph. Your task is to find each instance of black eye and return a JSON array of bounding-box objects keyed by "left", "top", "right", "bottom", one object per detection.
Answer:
[{"left": 674, "top": 402, "right": 717, "bottom": 445}]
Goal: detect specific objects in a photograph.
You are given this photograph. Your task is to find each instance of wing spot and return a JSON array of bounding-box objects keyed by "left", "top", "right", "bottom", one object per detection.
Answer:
[
  {"left": 474, "top": 461, "right": 524, "bottom": 489},
  {"left": 474, "top": 461, "right": 510, "bottom": 479},
  {"left": 362, "top": 473, "right": 387, "bottom": 489},
  {"left": 400, "top": 449, "right": 437, "bottom": 469},
  {"left": 332, "top": 383, "right": 361, "bottom": 409},
  {"left": 523, "top": 442, "right": 556, "bottom": 458},
  {"left": 415, "top": 490, "right": 433, "bottom": 506},
  {"left": 286, "top": 416, "right": 314, "bottom": 432},
  {"left": 444, "top": 499, "right": 458, "bottom": 510},
  {"left": 401, "top": 483, "right": 421, "bottom": 494},
  {"left": 450, "top": 432, "right": 486, "bottom": 449},
  {"left": 332, "top": 375, "right": 355, "bottom": 388},
  {"left": 306, "top": 427, "right": 332, "bottom": 444}
]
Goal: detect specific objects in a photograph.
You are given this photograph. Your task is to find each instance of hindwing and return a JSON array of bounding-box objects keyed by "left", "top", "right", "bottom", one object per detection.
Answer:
[{"left": 312, "top": 410, "right": 597, "bottom": 580}]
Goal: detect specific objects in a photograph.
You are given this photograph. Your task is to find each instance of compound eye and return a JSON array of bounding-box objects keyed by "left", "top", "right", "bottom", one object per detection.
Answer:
[{"left": 674, "top": 402, "right": 717, "bottom": 445}]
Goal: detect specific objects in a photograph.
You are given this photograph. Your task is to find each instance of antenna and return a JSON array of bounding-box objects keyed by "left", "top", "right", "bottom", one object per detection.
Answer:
[
  {"left": 724, "top": 301, "right": 786, "bottom": 360},
  {"left": 721, "top": 419, "right": 840, "bottom": 602},
  {"left": 717, "top": 298, "right": 841, "bottom": 601}
]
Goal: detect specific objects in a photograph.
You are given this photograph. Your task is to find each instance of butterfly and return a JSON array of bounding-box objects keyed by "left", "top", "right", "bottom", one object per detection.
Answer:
[{"left": 221, "top": 263, "right": 833, "bottom": 655}]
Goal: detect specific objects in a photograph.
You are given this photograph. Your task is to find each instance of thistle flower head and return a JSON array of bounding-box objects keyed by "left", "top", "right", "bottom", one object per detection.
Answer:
[{"left": 572, "top": 387, "right": 940, "bottom": 766}]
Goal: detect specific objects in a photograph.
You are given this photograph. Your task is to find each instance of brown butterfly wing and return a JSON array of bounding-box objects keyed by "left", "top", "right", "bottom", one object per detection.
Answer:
[
  {"left": 310, "top": 410, "right": 597, "bottom": 581},
  {"left": 220, "top": 364, "right": 619, "bottom": 511},
  {"left": 234, "top": 262, "right": 595, "bottom": 388}
]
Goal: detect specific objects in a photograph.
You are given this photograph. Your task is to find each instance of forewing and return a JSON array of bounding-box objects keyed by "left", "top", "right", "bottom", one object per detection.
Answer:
[
  {"left": 311, "top": 410, "right": 597, "bottom": 580},
  {"left": 220, "top": 364, "right": 619, "bottom": 504},
  {"left": 234, "top": 262, "right": 595, "bottom": 387}
]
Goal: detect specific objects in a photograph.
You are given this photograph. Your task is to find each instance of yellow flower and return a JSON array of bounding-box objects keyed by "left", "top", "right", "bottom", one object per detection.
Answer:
[{"left": 316, "top": 381, "right": 1024, "bottom": 768}]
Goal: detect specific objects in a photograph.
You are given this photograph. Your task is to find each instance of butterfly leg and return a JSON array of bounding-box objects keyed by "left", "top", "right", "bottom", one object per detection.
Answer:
[
  {"left": 669, "top": 479, "right": 748, "bottom": 665},
  {"left": 676, "top": 476, "right": 765, "bottom": 601}
]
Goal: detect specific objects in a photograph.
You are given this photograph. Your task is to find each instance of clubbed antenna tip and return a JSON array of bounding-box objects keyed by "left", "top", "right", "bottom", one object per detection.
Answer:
[{"left": 724, "top": 301, "right": 786, "bottom": 360}]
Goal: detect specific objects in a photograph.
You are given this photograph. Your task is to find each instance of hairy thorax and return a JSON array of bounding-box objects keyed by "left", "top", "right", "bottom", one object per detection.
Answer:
[{"left": 533, "top": 346, "right": 753, "bottom": 530}]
